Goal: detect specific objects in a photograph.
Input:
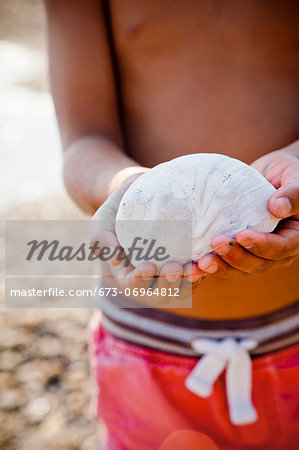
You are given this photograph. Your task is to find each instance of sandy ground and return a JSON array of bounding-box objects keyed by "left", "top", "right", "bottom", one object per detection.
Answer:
[
  {"left": 1, "top": 1, "right": 105, "bottom": 448},
  {"left": 0, "top": 196, "right": 105, "bottom": 450}
]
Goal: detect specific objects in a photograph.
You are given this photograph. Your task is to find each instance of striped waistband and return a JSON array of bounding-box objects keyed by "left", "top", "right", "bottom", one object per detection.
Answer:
[{"left": 99, "top": 295, "right": 299, "bottom": 357}]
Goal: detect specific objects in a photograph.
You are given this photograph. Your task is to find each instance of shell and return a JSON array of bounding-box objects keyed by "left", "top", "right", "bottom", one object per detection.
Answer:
[{"left": 116, "top": 153, "right": 279, "bottom": 268}]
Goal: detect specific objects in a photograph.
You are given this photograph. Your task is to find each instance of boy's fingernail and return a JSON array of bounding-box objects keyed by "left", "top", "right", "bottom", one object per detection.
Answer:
[
  {"left": 142, "top": 274, "right": 152, "bottom": 282},
  {"left": 276, "top": 197, "right": 292, "bottom": 217},
  {"left": 239, "top": 239, "right": 253, "bottom": 249},
  {"left": 166, "top": 273, "right": 180, "bottom": 283},
  {"left": 214, "top": 242, "right": 231, "bottom": 255},
  {"left": 206, "top": 263, "right": 218, "bottom": 274},
  {"left": 185, "top": 273, "right": 202, "bottom": 283},
  {"left": 192, "top": 273, "right": 203, "bottom": 283}
]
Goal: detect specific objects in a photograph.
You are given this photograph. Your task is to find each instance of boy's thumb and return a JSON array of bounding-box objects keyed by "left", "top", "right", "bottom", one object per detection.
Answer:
[{"left": 268, "top": 185, "right": 299, "bottom": 218}]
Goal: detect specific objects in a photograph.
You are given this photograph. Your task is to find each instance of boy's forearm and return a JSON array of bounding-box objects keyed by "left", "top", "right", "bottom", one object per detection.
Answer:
[
  {"left": 279, "top": 139, "right": 299, "bottom": 159},
  {"left": 266, "top": 139, "right": 299, "bottom": 160},
  {"left": 251, "top": 139, "right": 299, "bottom": 173},
  {"left": 63, "top": 135, "right": 147, "bottom": 214}
]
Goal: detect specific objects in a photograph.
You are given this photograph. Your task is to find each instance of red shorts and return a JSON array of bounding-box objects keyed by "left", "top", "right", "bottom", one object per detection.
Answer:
[{"left": 89, "top": 314, "right": 299, "bottom": 450}]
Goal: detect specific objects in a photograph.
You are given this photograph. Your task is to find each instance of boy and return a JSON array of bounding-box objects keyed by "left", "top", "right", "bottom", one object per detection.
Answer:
[{"left": 45, "top": 1, "right": 299, "bottom": 448}]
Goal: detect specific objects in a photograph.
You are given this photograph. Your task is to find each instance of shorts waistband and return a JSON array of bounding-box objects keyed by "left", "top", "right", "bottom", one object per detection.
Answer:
[{"left": 99, "top": 296, "right": 299, "bottom": 357}]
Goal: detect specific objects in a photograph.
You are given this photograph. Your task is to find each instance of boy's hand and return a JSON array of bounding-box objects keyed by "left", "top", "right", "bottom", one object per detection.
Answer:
[
  {"left": 91, "top": 176, "right": 203, "bottom": 301},
  {"left": 197, "top": 150, "right": 299, "bottom": 278}
]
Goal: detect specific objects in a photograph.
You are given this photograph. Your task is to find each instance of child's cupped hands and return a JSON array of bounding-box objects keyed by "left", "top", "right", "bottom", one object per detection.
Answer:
[
  {"left": 197, "top": 151, "right": 299, "bottom": 278},
  {"left": 91, "top": 176, "right": 203, "bottom": 304}
]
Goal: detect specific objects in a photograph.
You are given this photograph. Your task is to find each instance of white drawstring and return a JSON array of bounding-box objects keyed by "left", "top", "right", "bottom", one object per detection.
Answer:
[{"left": 185, "top": 337, "right": 258, "bottom": 426}]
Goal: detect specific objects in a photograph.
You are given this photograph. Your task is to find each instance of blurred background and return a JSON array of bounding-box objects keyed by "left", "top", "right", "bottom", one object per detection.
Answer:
[{"left": 0, "top": 1, "right": 104, "bottom": 448}]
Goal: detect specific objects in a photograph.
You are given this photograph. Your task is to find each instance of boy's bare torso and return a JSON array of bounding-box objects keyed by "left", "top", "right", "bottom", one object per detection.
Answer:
[
  {"left": 108, "top": 1, "right": 298, "bottom": 165},
  {"left": 104, "top": 0, "right": 298, "bottom": 318}
]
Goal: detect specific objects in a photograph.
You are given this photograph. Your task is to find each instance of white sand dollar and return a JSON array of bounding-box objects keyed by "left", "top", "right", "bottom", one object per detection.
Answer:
[{"left": 116, "top": 153, "right": 279, "bottom": 268}]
